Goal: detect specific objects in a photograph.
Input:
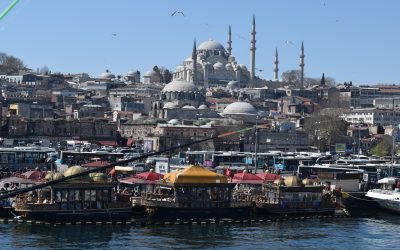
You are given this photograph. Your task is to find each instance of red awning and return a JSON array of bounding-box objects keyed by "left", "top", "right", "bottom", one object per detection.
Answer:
[
  {"left": 134, "top": 171, "right": 164, "bottom": 181},
  {"left": 256, "top": 173, "right": 281, "bottom": 181},
  {"left": 82, "top": 161, "right": 110, "bottom": 168},
  {"left": 97, "top": 141, "right": 118, "bottom": 147},
  {"left": 21, "top": 171, "right": 44, "bottom": 180},
  {"left": 232, "top": 172, "right": 263, "bottom": 184}
]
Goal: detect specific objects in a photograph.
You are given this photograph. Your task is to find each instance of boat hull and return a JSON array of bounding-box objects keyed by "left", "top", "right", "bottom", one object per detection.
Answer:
[
  {"left": 366, "top": 190, "right": 400, "bottom": 214},
  {"left": 16, "top": 207, "right": 133, "bottom": 222},
  {"left": 256, "top": 203, "right": 336, "bottom": 215},
  {"left": 145, "top": 206, "right": 252, "bottom": 219}
]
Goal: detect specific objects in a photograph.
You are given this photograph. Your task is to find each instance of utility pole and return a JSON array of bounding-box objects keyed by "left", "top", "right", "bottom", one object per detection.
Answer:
[{"left": 254, "top": 115, "right": 259, "bottom": 173}]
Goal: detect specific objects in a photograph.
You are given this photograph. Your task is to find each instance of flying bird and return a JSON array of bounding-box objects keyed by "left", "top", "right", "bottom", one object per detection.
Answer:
[
  {"left": 171, "top": 11, "right": 185, "bottom": 17},
  {"left": 235, "top": 33, "right": 245, "bottom": 40},
  {"left": 255, "top": 68, "right": 264, "bottom": 72},
  {"left": 285, "top": 40, "right": 295, "bottom": 46},
  {"left": 112, "top": 33, "right": 117, "bottom": 36}
]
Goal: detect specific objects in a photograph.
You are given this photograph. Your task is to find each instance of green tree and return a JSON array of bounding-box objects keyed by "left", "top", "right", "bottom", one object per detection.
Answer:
[{"left": 371, "top": 141, "right": 390, "bottom": 157}]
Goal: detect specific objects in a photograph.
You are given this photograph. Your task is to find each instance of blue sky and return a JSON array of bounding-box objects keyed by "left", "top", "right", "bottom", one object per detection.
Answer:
[{"left": 0, "top": 0, "right": 399, "bottom": 84}]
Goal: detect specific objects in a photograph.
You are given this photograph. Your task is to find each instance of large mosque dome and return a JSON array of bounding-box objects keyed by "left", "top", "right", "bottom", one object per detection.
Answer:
[
  {"left": 144, "top": 70, "right": 159, "bottom": 77},
  {"left": 162, "top": 78, "right": 198, "bottom": 93},
  {"left": 197, "top": 40, "right": 225, "bottom": 51},
  {"left": 100, "top": 69, "right": 115, "bottom": 79},
  {"left": 222, "top": 102, "right": 257, "bottom": 115}
]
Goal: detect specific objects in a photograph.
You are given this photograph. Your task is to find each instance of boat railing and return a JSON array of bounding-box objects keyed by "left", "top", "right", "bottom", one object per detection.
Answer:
[{"left": 141, "top": 192, "right": 252, "bottom": 208}]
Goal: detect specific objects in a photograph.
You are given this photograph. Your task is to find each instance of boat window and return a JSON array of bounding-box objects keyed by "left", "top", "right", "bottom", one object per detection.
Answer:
[
  {"left": 84, "top": 190, "right": 90, "bottom": 201},
  {"left": 90, "top": 190, "right": 96, "bottom": 201},
  {"left": 68, "top": 190, "right": 75, "bottom": 202},
  {"left": 55, "top": 191, "right": 61, "bottom": 202},
  {"left": 61, "top": 191, "right": 68, "bottom": 202},
  {"left": 103, "top": 189, "right": 109, "bottom": 201},
  {"left": 75, "top": 190, "right": 80, "bottom": 201}
]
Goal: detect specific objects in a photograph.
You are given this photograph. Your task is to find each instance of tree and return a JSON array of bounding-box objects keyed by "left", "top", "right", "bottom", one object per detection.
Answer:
[
  {"left": 161, "top": 68, "right": 173, "bottom": 83},
  {"left": 371, "top": 141, "right": 390, "bottom": 157},
  {"left": 40, "top": 66, "right": 50, "bottom": 75},
  {"left": 304, "top": 108, "right": 348, "bottom": 151},
  {"left": 281, "top": 70, "right": 301, "bottom": 85},
  {"left": 0, "top": 52, "right": 27, "bottom": 74}
]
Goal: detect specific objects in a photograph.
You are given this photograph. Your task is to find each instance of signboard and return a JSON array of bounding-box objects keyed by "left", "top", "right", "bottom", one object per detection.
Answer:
[
  {"left": 143, "top": 140, "right": 153, "bottom": 153},
  {"left": 335, "top": 143, "right": 346, "bottom": 153},
  {"left": 155, "top": 160, "right": 169, "bottom": 174}
]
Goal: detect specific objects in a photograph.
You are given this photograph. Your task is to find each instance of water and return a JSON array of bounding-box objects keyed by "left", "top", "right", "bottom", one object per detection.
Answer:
[{"left": 0, "top": 212, "right": 399, "bottom": 249}]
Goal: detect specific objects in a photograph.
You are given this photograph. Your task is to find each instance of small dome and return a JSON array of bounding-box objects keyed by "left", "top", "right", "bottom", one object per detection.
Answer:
[
  {"left": 213, "top": 62, "right": 224, "bottom": 70},
  {"left": 144, "top": 70, "right": 159, "bottom": 77},
  {"left": 227, "top": 81, "right": 240, "bottom": 90},
  {"left": 284, "top": 176, "right": 302, "bottom": 187},
  {"left": 198, "top": 104, "right": 208, "bottom": 110},
  {"left": 197, "top": 40, "right": 225, "bottom": 51},
  {"left": 182, "top": 105, "right": 196, "bottom": 110},
  {"left": 162, "top": 78, "right": 198, "bottom": 93},
  {"left": 127, "top": 69, "right": 138, "bottom": 76},
  {"left": 225, "top": 63, "right": 233, "bottom": 70},
  {"left": 184, "top": 57, "right": 192, "bottom": 62},
  {"left": 64, "top": 166, "right": 86, "bottom": 177},
  {"left": 239, "top": 64, "right": 247, "bottom": 70},
  {"left": 274, "top": 179, "right": 285, "bottom": 186},
  {"left": 168, "top": 119, "right": 180, "bottom": 125},
  {"left": 302, "top": 178, "right": 314, "bottom": 186},
  {"left": 100, "top": 69, "right": 115, "bottom": 79},
  {"left": 222, "top": 102, "right": 257, "bottom": 115},
  {"left": 45, "top": 172, "right": 64, "bottom": 181},
  {"left": 90, "top": 173, "right": 107, "bottom": 182},
  {"left": 163, "top": 102, "right": 178, "bottom": 109}
]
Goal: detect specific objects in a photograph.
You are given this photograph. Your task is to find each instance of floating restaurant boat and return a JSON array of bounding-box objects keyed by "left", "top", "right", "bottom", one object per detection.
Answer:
[
  {"left": 255, "top": 176, "right": 336, "bottom": 215},
  {"left": 14, "top": 166, "right": 132, "bottom": 222},
  {"left": 366, "top": 177, "right": 400, "bottom": 213},
  {"left": 141, "top": 165, "right": 252, "bottom": 219}
]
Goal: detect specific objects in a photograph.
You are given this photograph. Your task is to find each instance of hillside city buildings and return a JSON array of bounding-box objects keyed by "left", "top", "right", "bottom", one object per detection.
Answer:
[{"left": 1, "top": 16, "right": 400, "bottom": 155}]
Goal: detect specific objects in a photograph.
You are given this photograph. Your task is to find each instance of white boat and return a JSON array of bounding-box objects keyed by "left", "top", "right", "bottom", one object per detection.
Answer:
[{"left": 366, "top": 177, "right": 400, "bottom": 213}]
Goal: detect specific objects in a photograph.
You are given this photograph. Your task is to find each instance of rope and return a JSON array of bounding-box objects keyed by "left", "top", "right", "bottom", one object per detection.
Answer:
[{"left": 343, "top": 192, "right": 375, "bottom": 202}]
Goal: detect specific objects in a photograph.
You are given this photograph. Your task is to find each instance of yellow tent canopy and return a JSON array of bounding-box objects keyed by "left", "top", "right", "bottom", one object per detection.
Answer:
[{"left": 163, "top": 165, "right": 228, "bottom": 184}]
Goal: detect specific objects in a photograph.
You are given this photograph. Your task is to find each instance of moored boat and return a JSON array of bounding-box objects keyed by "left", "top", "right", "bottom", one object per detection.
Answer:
[
  {"left": 366, "top": 177, "right": 400, "bottom": 213},
  {"left": 14, "top": 166, "right": 132, "bottom": 222},
  {"left": 141, "top": 165, "right": 253, "bottom": 219},
  {"left": 255, "top": 176, "right": 336, "bottom": 215}
]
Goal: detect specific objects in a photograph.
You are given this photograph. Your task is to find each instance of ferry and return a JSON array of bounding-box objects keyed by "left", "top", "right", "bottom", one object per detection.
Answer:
[
  {"left": 14, "top": 166, "right": 132, "bottom": 222},
  {"left": 254, "top": 176, "right": 336, "bottom": 215},
  {"left": 366, "top": 177, "right": 400, "bottom": 213},
  {"left": 141, "top": 164, "right": 252, "bottom": 219}
]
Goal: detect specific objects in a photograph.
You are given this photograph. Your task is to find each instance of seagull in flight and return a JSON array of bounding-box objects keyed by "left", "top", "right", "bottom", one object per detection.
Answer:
[
  {"left": 171, "top": 11, "right": 185, "bottom": 17},
  {"left": 285, "top": 40, "right": 295, "bottom": 46},
  {"left": 235, "top": 33, "right": 245, "bottom": 40},
  {"left": 112, "top": 33, "right": 117, "bottom": 37},
  {"left": 255, "top": 68, "right": 264, "bottom": 72}
]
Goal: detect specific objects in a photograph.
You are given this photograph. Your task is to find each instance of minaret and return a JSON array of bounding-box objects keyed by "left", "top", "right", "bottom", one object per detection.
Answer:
[
  {"left": 250, "top": 15, "right": 256, "bottom": 84},
  {"left": 227, "top": 25, "right": 232, "bottom": 57},
  {"left": 321, "top": 73, "right": 325, "bottom": 86},
  {"left": 192, "top": 39, "right": 197, "bottom": 84},
  {"left": 299, "top": 41, "right": 305, "bottom": 88},
  {"left": 274, "top": 48, "right": 279, "bottom": 81}
]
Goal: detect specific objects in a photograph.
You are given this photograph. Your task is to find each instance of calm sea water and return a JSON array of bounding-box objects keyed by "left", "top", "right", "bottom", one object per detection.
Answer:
[{"left": 0, "top": 212, "right": 399, "bottom": 249}]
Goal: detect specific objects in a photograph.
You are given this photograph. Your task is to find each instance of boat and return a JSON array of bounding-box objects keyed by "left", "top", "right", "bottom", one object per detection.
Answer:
[
  {"left": 14, "top": 166, "right": 132, "bottom": 222},
  {"left": 254, "top": 176, "right": 336, "bottom": 215},
  {"left": 366, "top": 177, "right": 400, "bottom": 213},
  {"left": 141, "top": 164, "right": 253, "bottom": 219}
]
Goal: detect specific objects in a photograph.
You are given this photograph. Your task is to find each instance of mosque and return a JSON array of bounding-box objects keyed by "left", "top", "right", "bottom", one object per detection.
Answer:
[
  {"left": 173, "top": 16, "right": 259, "bottom": 89},
  {"left": 150, "top": 16, "right": 306, "bottom": 121}
]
